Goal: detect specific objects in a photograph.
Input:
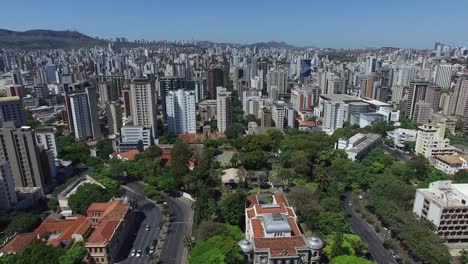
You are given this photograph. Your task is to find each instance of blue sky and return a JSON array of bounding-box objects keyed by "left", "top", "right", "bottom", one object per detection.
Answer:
[{"left": 1, "top": 0, "right": 467, "bottom": 48}]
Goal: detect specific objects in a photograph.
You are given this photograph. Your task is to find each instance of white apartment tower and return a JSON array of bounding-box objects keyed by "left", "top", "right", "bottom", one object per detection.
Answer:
[
  {"left": 130, "top": 78, "right": 158, "bottom": 138},
  {"left": 216, "top": 87, "right": 232, "bottom": 133},
  {"left": 435, "top": 64, "right": 456, "bottom": 89},
  {"left": 165, "top": 89, "right": 196, "bottom": 135}
]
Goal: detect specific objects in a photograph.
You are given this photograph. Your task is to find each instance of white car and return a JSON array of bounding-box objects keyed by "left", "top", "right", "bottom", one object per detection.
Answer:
[
  {"left": 136, "top": 250, "right": 142, "bottom": 257},
  {"left": 130, "top": 249, "right": 136, "bottom": 257},
  {"left": 145, "top": 225, "right": 150, "bottom": 231}
]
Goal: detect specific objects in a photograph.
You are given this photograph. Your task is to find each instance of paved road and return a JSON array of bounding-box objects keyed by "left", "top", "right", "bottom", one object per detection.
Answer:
[
  {"left": 117, "top": 184, "right": 162, "bottom": 264},
  {"left": 158, "top": 193, "right": 193, "bottom": 264},
  {"left": 343, "top": 192, "right": 396, "bottom": 264}
]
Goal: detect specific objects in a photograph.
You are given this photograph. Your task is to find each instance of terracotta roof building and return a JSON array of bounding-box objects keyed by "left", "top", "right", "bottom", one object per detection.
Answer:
[
  {"left": 240, "top": 194, "right": 324, "bottom": 264},
  {"left": 0, "top": 233, "right": 39, "bottom": 254},
  {"left": 85, "top": 199, "right": 136, "bottom": 264}
]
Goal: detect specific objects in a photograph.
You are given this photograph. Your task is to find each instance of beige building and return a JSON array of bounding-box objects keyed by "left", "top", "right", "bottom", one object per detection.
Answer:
[
  {"left": 198, "top": 100, "right": 217, "bottom": 123},
  {"left": 106, "top": 102, "right": 123, "bottom": 135},
  {"left": 216, "top": 87, "right": 232, "bottom": 133},
  {"left": 415, "top": 123, "right": 458, "bottom": 159}
]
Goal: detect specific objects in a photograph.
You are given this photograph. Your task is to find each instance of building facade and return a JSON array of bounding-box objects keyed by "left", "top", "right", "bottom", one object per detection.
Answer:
[
  {"left": 216, "top": 87, "right": 232, "bottom": 133},
  {"left": 165, "top": 89, "right": 196, "bottom": 135}
]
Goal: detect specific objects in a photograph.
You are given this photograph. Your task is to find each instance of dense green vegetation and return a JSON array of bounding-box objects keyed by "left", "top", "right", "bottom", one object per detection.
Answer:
[
  {"left": 0, "top": 212, "right": 43, "bottom": 243},
  {"left": 0, "top": 244, "right": 65, "bottom": 264},
  {"left": 68, "top": 183, "right": 115, "bottom": 214}
]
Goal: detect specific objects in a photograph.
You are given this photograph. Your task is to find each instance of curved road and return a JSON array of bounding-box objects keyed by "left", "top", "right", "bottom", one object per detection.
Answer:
[{"left": 343, "top": 192, "right": 396, "bottom": 264}]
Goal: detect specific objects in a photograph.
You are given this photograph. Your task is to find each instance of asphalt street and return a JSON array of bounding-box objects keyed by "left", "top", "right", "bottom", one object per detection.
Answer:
[
  {"left": 117, "top": 184, "right": 162, "bottom": 264},
  {"left": 343, "top": 192, "right": 396, "bottom": 264},
  {"left": 158, "top": 193, "right": 193, "bottom": 264}
]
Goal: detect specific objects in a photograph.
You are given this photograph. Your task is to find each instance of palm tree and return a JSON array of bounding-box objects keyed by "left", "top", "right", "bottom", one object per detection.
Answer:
[{"left": 314, "top": 165, "right": 330, "bottom": 191}]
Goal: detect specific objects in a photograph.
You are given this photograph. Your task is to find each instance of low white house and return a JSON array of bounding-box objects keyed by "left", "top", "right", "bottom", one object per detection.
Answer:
[{"left": 434, "top": 155, "right": 468, "bottom": 175}]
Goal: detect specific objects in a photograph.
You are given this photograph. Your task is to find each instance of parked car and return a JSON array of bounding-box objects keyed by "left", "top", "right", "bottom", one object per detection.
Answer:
[
  {"left": 145, "top": 225, "right": 150, "bottom": 231},
  {"left": 136, "top": 250, "right": 142, "bottom": 257},
  {"left": 149, "top": 245, "right": 155, "bottom": 254},
  {"left": 130, "top": 249, "right": 136, "bottom": 257}
]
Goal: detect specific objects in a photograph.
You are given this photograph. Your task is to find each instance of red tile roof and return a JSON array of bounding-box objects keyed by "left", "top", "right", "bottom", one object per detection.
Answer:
[
  {"left": 34, "top": 218, "right": 77, "bottom": 237},
  {"left": 247, "top": 195, "right": 258, "bottom": 208},
  {"left": 0, "top": 233, "right": 38, "bottom": 253},
  {"left": 253, "top": 204, "right": 289, "bottom": 215},
  {"left": 251, "top": 219, "right": 264, "bottom": 238},
  {"left": 274, "top": 194, "right": 289, "bottom": 206},
  {"left": 47, "top": 216, "right": 92, "bottom": 247},
  {"left": 254, "top": 237, "right": 307, "bottom": 256},
  {"left": 119, "top": 149, "right": 140, "bottom": 161},
  {"left": 298, "top": 120, "right": 316, "bottom": 127},
  {"left": 86, "top": 221, "right": 120, "bottom": 244}
]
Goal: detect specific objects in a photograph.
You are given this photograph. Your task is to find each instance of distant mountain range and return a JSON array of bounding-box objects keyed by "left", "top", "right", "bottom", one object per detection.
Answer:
[
  {"left": 0, "top": 29, "right": 101, "bottom": 49},
  {"left": 0, "top": 29, "right": 304, "bottom": 50}
]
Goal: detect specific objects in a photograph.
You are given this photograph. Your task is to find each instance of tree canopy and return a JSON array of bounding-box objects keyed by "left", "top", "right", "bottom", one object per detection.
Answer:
[{"left": 68, "top": 183, "right": 112, "bottom": 214}]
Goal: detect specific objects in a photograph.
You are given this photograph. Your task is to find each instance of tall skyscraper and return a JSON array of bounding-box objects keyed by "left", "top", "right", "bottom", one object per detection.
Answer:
[
  {"left": 364, "top": 74, "right": 380, "bottom": 98},
  {"left": 267, "top": 69, "right": 288, "bottom": 97},
  {"left": 0, "top": 162, "right": 17, "bottom": 210},
  {"left": 0, "top": 123, "right": 49, "bottom": 191},
  {"left": 69, "top": 87, "right": 101, "bottom": 141},
  {"left": 98, "top": 81, "right": 119, "bottom": 104},
  {"left": 405, "top": 80, "right": 431, "bottom": 119},
  {"left": 0, "top": 96, "right": 25, "bottom": 127},
  {"left": 299, "top": 59, "right": 312, "bottom": 84},
  {"left": 398, "top": 66, "right": 418, "bottom": 86},
  {"left": 216, "top": 87, "right": 232, "bottom": 133},
  {"left": 365, "top": 56, "right": 377, "bottom": 75},
  {"left": 159, "top": 76, "right": 185, "bottom": 121},
  {"left": 452, "top": 75, "right": 468, "bottom": 116},
  {"left": 413, "top": 101, "right": 432, "bottom": 124},
  {"left": 425, "top": 85, "right": 442, "bottom": 112},
  {"left": 122, "top": 86, "right": 132, "bottom": 118},
  {"left": 130, "top": 78, "right": 158, "bottom": 138},
  {"left": 435, "top": 64, "right": 456, "bottom": 89},
  {"left": 208, "top": 67, "right": 226, "bottom": 99},
  {"left": 165, "top": 89, "right": 196, "bottom": 135},
  {"left": 35, "top": 127, "right": 58, "bottom": 157},
  {"left": 106, "top": 102, "right": 123, "bottom": 135}
]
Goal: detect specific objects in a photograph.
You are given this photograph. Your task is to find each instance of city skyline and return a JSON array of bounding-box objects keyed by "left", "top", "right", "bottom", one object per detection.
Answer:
[{"left": 2, "top": 0, "right": 468, "bottom": 49}]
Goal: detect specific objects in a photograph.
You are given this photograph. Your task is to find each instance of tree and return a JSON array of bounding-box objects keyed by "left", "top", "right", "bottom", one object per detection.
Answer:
[
  {"left": 314, "top": 164, "right": 331, "bottom": 191},
  {"left": 170, "top": 140, "right": 192, "bottom": 177},
  {"left": 453, "top": 170, "right": 468, "bottom": 183},
  {"left": 47, "top": 198, "right": 59, "bottom": 212},
  {"left": 136, "top": 145, "right": 161, "bottom": 160},
  {"left": 318, "top": 212, "right": 350, "bottom": 235},
  {"left": 407, "top": 155, "right": 431, "bottom": 181},
  {"left": 68, "top": 184, "right": 112, "bottom": 214},
  {"left": 96, "top": 139, "right": 113, "bottom": 160},
  {"left": 329, "top": 255, "right": 373, "bottom": 264},
  {"left": 220, "top": 192, "right": 246, "bottom": 227},
  {"left": 1, "top": 244, "right": 65, "bottom": 264},
  {"left": 225, "top": 122, "right": 244, "bottom": 139},
  {"left": 0, "top": 212, "right": 42, "bottom": 242},
  {"left": 59, "top": 241, "right": 86, "bottom": 264}
]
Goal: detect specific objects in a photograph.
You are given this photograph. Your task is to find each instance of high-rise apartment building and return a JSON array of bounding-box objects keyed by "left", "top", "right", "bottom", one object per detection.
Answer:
[
  {"left": 266, "top": 69, "right": 288, "bottom": 96},
  {"left": 0, "top": 162, "right": 17, "bottom": 210},
  {"left": 0, "top": 123, "right": 49, "bottom": 191},
  {"left": 435, "top": 64, "right": 456, "bottom": 89},
  {"left": 98, "top": 81, "right": 119, "bottom": 104},
  {"left": 363, "top": 73, "right": 379, "bottom": 98},
  {"left": 208, "top": 68, "right": 226, "bottom": 99},
  {"left": 405, "top": 80, "right": 431, "bottom": 119},
  {"left": 69, "top": 87, "right": 101, "bottom": 141},
  {"left": 106, "top": 102, "right": 123, "bottom": 135},
  {"left": 0, "top": 96, "right": 25, "bottom": 127},
  {"left": 272, "top": 101, "right": 285, "bottom": 128},
  {"left": 198, "top": 100, "right": 217, "bottom": 124},
  {"left": 451, "top": 75, "right": 468, "bottom": 116},
  {"left": 413, "top": 101, "right": 432, "bottom": 125},
  {"left": 122, "top": 86, "right": 132, "bottom": 118},
  {"left": 165, "top": 89, "right": 196, "bottom": 135},
  {"left": 425, "top": 85, "right": 442, "bottom": 111},
  {"left": 216, "top": 87, "right": 232, "bottom": 133},
  {"left": 365, "top": 56, "right": 377, "bottom": 74},
  {"left": 398, "top": 66, "right": 418, "bottom": 86},
  {"left": 130, "top": 78, "right": 158, "bottom": 138},
  {"left": 159, "top": 76, "right": 185, "bottom": 120},
  {"left": 35, "top": 127, "right": 58, "bottom": 157}
]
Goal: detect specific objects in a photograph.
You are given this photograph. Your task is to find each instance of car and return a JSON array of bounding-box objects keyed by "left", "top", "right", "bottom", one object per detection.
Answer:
[
  {"left": 358, "top": 195, "right": 364, "bottom": 199},
  {"left": 149, "top": 245, "right": 155, "bottom": 254},
  {"left": 346, "top": 213, "right": 352, "bottom": 218},
  {"left": 152, "top": 239, "right": 158, "bottom": 246},
  {"left": 144, "top": 247, "right": 150, "bottom": 255},
  {"left": 145, "top": 225, "right": 150, "bottom": 231},
  {"left": 130, "top": 249, "right": 136, "bottom": 257},
  {"left": 136, "top": 250, "right": 142, "bottom": 257},
  {"left": 348, "top": 202, "right": 352, "bottom": 206}
]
